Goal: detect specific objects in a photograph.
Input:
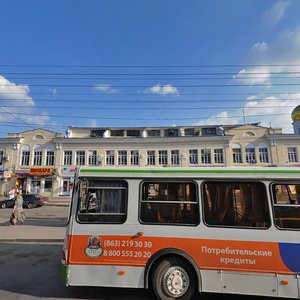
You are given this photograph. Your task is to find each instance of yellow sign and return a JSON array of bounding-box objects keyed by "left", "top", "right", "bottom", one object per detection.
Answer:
[{"left": 29, "top": 168, "right": 52, "bottom": 176}]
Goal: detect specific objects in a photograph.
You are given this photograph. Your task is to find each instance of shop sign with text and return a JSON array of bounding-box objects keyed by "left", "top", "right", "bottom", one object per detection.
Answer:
[{"left": 29, "top": 168, "right": 53, "bottom": 176}]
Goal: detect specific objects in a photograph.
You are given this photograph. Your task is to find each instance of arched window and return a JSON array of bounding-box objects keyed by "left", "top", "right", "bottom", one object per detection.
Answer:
[
  {"left": 34, "top": 135, "right": 44, "bottom": 140},
  {"left": 232, "top": 143, "right": 242, "bottom": 164},
  {"left": 243, "top": 131, "right": 256, "bottom": 137},
  {"left": 245, "top": 143, "right": 256, "bottom": 164},
  {"left": 21, "top": 145, "right": 30, "bottom": 166},
  {"left": 33, "top": 144, "right": 43, "bottom": 166},
  {"left": 45, "top": 145, "right": 55, "bottom": 166},
  {"left": 258, "top": 143, "right": 269, "bottom": 163}
]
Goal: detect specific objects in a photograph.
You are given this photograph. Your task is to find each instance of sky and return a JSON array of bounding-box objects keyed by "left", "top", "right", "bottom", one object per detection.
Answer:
[{"left": 0, "top": 0, "right": 300, "bottom": 137}]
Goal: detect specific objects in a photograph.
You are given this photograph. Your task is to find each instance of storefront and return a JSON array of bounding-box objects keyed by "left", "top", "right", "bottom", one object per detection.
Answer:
[
  {"left": 28, "top": 167, "right": 54, "bottom": 196},
  {"left": 0, "top": 168, "right": 14, "bottom": 196},
  {"left": 15, "top": 169, "right": 30, "bottom": 194},
  {"left": 60, "top": 167, "right": 76, "bottom": 196}
]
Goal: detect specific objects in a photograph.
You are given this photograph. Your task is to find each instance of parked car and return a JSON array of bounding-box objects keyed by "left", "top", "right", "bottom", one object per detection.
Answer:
[{"left": 0, "top": 194, "right": 49, "bottom": 209}]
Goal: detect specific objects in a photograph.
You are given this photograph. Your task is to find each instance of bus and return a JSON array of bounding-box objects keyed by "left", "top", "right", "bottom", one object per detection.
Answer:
[{"left": 62, "top": 167, "right": 300, "bottom": 300}]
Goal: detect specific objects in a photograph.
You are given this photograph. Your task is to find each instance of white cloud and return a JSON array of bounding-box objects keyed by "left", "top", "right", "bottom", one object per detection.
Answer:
[
  {"left": 146, "top": 84, "right": 179, "bottom": 95},
  {"left": 0, "top": 75, "right": 49, "bottom": 127},
  {"left": 194, "top": 93, "right": 300, "bottom": 133},
  {"left": 87, "top": 118, "right": 99, "bottom": 128},
  {"left": 94, "top": 84, "right": 118, "bottom": 93},
  {"left": 263, "top": 0, "right": 291, "bottom": 27},
  {"left": 233, "top": 26, "right": 300, "bottom": 85}
]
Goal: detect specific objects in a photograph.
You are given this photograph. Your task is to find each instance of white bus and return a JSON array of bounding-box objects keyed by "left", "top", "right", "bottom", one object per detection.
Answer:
[{"left": 62, "top": 167, "right": 300, "bottom": 300}]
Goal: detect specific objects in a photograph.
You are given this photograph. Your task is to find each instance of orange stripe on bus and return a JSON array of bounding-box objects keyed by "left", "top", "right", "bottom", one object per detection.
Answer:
[{"left": 66, "top": 234, "right": 293, "bottom": 274}]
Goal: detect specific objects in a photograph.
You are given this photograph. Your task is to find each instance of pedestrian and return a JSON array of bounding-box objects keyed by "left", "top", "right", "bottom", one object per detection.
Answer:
[{"left": 13, "top": 190, "right": 25, "bottom": 225}]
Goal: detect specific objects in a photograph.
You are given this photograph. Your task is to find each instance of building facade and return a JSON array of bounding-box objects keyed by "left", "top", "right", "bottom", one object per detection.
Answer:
[{"left": 0, "top": 120, "right": 300, "bottom": 197}]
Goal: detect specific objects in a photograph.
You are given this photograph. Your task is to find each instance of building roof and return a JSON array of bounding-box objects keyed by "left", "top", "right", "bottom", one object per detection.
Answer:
[{"left": 292, "top": 105, "right": 300, "bottom": 122}]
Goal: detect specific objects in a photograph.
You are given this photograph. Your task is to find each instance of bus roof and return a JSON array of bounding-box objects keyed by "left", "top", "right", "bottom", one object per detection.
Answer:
[{"left": 77, "top": 166, "right": 300, "bottom": 180}]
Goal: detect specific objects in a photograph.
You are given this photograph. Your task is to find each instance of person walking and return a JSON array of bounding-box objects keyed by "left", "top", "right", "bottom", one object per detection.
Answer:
[{"left": 13, "top": 190, "right": 25, "bottom": 225}]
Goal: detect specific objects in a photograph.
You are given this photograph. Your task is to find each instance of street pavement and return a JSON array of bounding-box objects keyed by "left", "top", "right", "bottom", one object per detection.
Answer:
[{"left": 0, "top": 196, "right": 70, "bottom": 243}]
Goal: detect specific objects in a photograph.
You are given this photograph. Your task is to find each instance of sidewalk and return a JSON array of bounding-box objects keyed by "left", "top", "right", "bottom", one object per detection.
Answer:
[
  {"left": 0, "top": 222, "right": 66, "bottom": 243},
  {"left": 45, "top": 196, "right": 71, "bottom": 207},
  {"left": 0, "top": 197, "right": 70, "bottom": 243}
]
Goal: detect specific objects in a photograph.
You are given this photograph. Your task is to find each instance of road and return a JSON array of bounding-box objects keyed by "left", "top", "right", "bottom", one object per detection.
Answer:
[
  {"left": 0, "top": 242, "right": 157, "bottom": 300},
  {"left": 0, "top": 242, "right": 270, "bottom": 300}
]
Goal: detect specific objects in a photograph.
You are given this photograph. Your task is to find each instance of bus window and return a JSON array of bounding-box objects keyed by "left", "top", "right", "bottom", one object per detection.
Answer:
[
  {"left": 272, "top": 184, "right": 300, "bottom": 230},
  {"left": 140, "top": 182, "right": 199, "bottom": 225},
  {"left": 203, "top": 181, "right": 271, "bottom": 228},
  {"left": 77, "top": 179, "right": 127, "bottom": 224}
]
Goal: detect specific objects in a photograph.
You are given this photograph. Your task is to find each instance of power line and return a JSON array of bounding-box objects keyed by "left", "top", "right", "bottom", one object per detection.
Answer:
[
  {"left": 0, "top": 91, "right": 296, "bottom": 96},
  {"left": 0, "top": 108, "right": 35, "bottom": 129},
  {"left": 0, "top": 97, "right": 298, "bottom": 103},
  {"left": 0, "top": 111, "right": 291, "bottom": 120},
  {"left": 1, "top": 64, "right": 300, "bottom": 68},
  {"left": 1, "top": 83, "right": 300, "bottom": 88},
  {"left": 4, "top": 76, "right": 300, "bottom": 81},
  {"left": 2, "top": 71, "right": 300, "bottom": 76},
  {"left": 0, "top": 105, "right": 297, "bottom": 110}
]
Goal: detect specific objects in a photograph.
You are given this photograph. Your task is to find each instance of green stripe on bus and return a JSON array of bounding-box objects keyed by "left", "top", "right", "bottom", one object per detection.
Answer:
[{"left": 80, "top": 169, "right": 300, "bottom": 175}]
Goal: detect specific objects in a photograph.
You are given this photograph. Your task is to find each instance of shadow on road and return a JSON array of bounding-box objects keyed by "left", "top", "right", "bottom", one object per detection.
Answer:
[{"left": 0, "top": 242, "right": 274, "bottom": 300}]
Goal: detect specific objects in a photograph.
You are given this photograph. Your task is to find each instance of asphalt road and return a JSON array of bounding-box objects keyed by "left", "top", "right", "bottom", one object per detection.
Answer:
[
  {"left": 0, "top": 242, "right": 273, "bottom": 300},
  {"left": 0, "top": 242, "right": 156, "bottom": 300}
]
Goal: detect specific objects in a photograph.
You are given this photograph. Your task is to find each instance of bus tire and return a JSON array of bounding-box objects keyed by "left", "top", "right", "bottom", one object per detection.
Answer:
[{"left": 152, "top": 257, "right": 196, "bottom": 300}]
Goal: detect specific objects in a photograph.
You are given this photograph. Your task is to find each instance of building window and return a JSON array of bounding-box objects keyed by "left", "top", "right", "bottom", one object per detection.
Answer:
[
  {"left": 232, "top": 144, "right": 242, "bottom": 164},
  {"left": 164, "top": 128, "right": 178, "bottom": 137},
  {"left": 111, "top": 130, "right": 124, "bottom": 137},
  {"left": 118, "top": 150, "right": 127, "bottom": 165},
  {"left": 130, "top": 150, "right": 139, "bottom": 165},
  {"left": 245, "top": 144, "right": 256, "bottom": 164},
  {"left": 106, "top": 150, "right": 115, "bottom": 165},
  {"left": 88, "top": 150, "right": 97, "bottom": 165},
  {"left": 90, "top": 129, "right": 105, "bottom": 137},
  {"left": 214, "top": 149, "right": 224, "bottom": 164},
  {"left": 0, "top": 150, "right": 4, "bottom": 165},
  {"left": 288, "top": 147, "right": 298, "bottom": 163},
  {"left": 259, "top": 147, "right": 269, "bottom": 163},
  {"left": 159, "top": 150, "right": 168, "bottom": 165},
  {"left": 147, "top": 130, "right": 161, "bottom": 137},
  {"left": 184, "top": 128, "right": 195, "bottom": 136},
  {"left": 201, "top": 149, "right": 211, "bottom": 164},
  {"left": 76, "top": 151, "right": 85, "bottom": 165},
  {"left": 127, "top": 130, "right": 141, "bottom": 137},
  {"left": 147, "top": 150, "right": 156, "bottom": 165},
  {"left": 33, "top": 150, "right": 43, "bottom": 166},
  {"left": 44, "top": 178, "right": 53, "bottom": 192},
  {"left": 21, "top": 149, "right": 30, "bottom": 166},
  {"left": 63, "top": 151, "right": 73, "bottom": 166},
  {"left": 171, "top": 150, "right": 179, "bottom": 165},
  {"left": 46, "top": 151, "right": 55, "bottom": 166},
  {"left": 189, "top": 149, "right": 198, "bottom": 164},
  {"left": 202, "top": 127, "right": 216, "bottom": 135}
]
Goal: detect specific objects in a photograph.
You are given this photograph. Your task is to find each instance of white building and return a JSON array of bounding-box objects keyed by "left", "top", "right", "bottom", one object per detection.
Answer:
[{"left": 0, "top": 119, "right": 300, "bottom": 197}]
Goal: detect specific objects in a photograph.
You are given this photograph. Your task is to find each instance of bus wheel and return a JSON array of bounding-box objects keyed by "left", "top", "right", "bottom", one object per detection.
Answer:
[{"left": 152, "top": 257, "right": 196, "bottom": 300}]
